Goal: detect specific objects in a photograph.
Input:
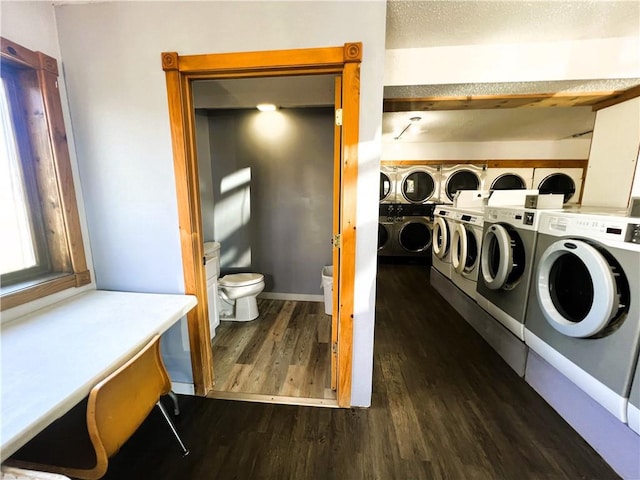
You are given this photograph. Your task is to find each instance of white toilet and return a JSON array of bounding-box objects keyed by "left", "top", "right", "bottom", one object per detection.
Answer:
[{"left": 217, "top": 273, "right": 265, "bottom": 321}]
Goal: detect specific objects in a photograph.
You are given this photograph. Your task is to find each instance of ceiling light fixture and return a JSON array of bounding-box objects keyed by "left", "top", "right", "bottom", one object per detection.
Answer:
[
  {"left": 257, "top": 103, "right": 277, "bottom": 112},
  {"left": 394, "top": 116, "right": 421, "bottom": 140}
]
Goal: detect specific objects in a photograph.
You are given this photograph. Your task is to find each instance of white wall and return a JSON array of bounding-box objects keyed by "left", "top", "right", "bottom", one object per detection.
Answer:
[
  {"left": 582, "top": 98, "right": 640, "bottom": 208},
  {"left": 385, "top": 37, "right": 640, "bottom": 86},
  {"left": 0, "top": 1, "right": 95, "bottom": 321},
  {"left": 196, "top": 112, "right": 215, "bottom": 242},
  {"left": 54, "top": 1, "right": 386, "bottom": 406},
  {"left": 382, "top": 139, "right": 590, "bottom": 161}
]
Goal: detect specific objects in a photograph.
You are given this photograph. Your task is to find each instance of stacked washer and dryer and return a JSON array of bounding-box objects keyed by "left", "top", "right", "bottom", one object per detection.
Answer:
[{"left": 378, "top": 164, "right": 440, "bottom": 259}]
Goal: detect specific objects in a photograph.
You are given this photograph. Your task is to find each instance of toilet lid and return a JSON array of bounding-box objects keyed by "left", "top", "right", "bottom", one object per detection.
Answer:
[{"left": 219, "top": 273, "right": 264, "bottom": 287}]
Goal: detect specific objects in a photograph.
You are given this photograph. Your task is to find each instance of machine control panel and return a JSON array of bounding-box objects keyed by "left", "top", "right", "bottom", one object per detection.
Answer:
[
  {"left": 542, "top": 214, "right": 640, "bottom": 247},
  {"left": 484, "top": 207, "right": 539, "bottom": 230},
  {"left": 627, "top": 224, "right": 640, "bottom": 244}
]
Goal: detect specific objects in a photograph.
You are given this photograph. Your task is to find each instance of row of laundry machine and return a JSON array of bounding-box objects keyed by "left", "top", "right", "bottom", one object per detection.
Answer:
[
  {"left": 432, "top": 190, "right": 640, "bottom": 438},
  {"left": 378, "top": 162, "right": 584, "bottom": 259}
]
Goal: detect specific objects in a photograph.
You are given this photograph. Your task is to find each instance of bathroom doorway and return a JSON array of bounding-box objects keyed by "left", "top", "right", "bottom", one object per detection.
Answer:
[
  {"left": 162, "top": 44, "right": 361, "bottom": 407},
  {"left": 192, "top": 76, "right": 338, "bottom": 405}
]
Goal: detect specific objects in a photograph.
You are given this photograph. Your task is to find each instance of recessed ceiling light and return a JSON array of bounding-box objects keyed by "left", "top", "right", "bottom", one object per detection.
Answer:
[{"left": 257, "top": 103, "right": 277, "bottom": 112}]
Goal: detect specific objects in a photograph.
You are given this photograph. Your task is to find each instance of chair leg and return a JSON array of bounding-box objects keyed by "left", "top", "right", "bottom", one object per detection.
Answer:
[
  {"left": 156, "top": 401, "right": 189, "bottom": 457},
  {"left": 167, "top": 390, "right": 180, "bottom": 415}
]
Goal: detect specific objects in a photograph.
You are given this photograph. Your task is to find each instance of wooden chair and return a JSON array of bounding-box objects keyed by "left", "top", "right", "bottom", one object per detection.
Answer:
[{"left": 6, "top": 335, "right": 188, "bottom": 479}]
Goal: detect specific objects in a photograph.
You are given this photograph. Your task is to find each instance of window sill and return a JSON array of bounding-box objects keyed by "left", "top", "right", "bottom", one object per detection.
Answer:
[{"left": 1, "top": 271, "right": 91, "bottom": 311}]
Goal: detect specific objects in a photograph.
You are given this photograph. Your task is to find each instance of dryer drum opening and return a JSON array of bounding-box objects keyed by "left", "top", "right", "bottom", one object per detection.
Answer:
[
  {"left": 536, "top": 239, "right": 630, "bottom": 338},
  {"left": 399, "top": 222, "right": 432, "bottom": 252}
]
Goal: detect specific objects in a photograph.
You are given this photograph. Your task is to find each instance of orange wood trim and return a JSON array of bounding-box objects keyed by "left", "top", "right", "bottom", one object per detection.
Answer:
[
  {"left": 174, "top": 45, "right": 350, "bottom": 74},
  {"left": 591, "top": 84, "right": 640, "bottom": 111},
  {"left": 383, "top": 91, "right": 632, "bottom": 112},
  {"left": 337, "top": 61, "right": 360, "bottom": 408},
  {"left": 0, "top": 36, "right": 39, "bottom": 68},
  {"left": 381, "top": 159, "right": 588, "bottom": 169},
  {"left": 1, "top": 275, "right": 77, "bottom": 311},
  {"left": 38, "top": 62, "right": 89, "bottom": 278},
  {"left": 331, "top": 75, "right": 342, "bottom": 392},
  {"left": 163, "top": 67, "right": 214, "bottom": 396},
  {"left": 162, "top": 43, "right": 359, "bottom": 405}
]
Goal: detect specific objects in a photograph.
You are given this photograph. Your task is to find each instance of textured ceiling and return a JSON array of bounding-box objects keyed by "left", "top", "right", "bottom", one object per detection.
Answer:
[{"left": 386, "top": 0, "right": 640, "bottom": 49}]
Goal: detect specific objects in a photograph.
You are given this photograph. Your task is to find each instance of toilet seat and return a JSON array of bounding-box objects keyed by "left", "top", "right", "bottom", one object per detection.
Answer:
[{"left": 219, "top": 273, "right": 264, "bottom": 287}]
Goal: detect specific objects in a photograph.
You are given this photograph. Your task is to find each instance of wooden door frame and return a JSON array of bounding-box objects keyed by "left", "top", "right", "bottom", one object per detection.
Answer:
[{"left": 161, "top": 43, "right": 361, "bottom": 407}]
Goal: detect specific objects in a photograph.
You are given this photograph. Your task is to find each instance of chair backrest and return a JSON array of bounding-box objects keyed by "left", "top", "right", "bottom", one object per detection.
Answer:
[{"left": 86, "top": 334, "right": 171, "bottom": 474}]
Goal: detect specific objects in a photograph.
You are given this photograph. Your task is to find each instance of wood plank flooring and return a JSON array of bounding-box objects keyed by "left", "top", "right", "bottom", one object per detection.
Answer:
[
  {"left": 209, "top": 298, "right": 335, "bottom": 400},
  {"left": 73, "top": 262, "right": 621, "bottom": 479}
]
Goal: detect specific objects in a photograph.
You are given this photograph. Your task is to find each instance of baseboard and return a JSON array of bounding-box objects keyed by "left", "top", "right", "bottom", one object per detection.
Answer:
[
  {"left": 259, "top": 292, "right": 324, "bottom": 302},
  {"left": 525, "top": 350, "right": 640, "bottom": 480},
  {"left": 207, "top": 390, "right": 339, "bottom": 408},
  {"left": 430, "top": 267, "right": 528, "bottom": 377}
]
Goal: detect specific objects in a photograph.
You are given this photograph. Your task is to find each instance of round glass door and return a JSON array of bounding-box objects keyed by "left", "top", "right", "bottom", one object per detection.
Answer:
[
  {"left": 491, "top": 174, "right": 526, "bottom": 190},
  {"left": 536, "top": 239, "right": 630, "bottom": 337},
  {"left": 432, "top": 217, "right": 449, "bottom": 258},
  {"left": 399, "top": 221, "right": 432, "bottom": 252},
  {"left": 446, "top": 170, "right": 480, "bottom": 201},
  {"left": 480, "top": 224, "right": 525, "bottom": 290},
  {"left": 538, "top": 173, "right": 576, "bottom": 203},
  {"left": 402, "top": 171, "right": 435, "bottom": 203},
  {"left": 380, "top": 172, "right": 392, "bottom": 201}
]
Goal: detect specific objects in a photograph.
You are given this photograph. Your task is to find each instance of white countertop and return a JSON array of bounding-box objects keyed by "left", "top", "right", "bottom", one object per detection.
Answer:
[{"left": 0, "top": 290, "right": 197, "bottom": 462}]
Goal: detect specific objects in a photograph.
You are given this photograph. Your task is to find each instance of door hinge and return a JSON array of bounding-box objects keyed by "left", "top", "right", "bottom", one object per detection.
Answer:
[
  {"left": 335, "top": 108, "right": 343, "bottom": 126},
  {"left": 332, "top": 342, "right": 338, "bottom": 354},
  {"left": 332, "top": 233, "right": 341, "bottom": 248}
]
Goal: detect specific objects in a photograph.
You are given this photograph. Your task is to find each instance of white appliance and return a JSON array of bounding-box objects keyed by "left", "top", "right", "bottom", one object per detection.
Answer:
[
  {"left": 380, "top": 165, "right": 397, "bottom": 204},
  {"left": 432, "top": 206, "right": 458, "bottom": 279},
  {"left": 476, "top": 206, "right": 544, "bottom": 340},
  {"left": 396, "top": 164, "right": 440, "bottom": 204},
  {"left": 439, "top": 164, "right": 485, "bottom": 204},
  {"left": 524, "top": 210, "right": 640, "bottom": 422},
  {"left": 533, "top": 167, "right": 584, "bottom": 205},
  {"left": 204, "top": 242, "right": 221, "bottom": 339},
  {"left": 450, "top": 207, "right": 484, "bottom": 300},
  {"left": 485, "top": 167, "right": 534, "bottom": 191}
]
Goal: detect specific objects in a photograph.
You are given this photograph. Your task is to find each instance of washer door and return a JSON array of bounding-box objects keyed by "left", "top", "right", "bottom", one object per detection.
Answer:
[
  {"left": 398, "top": 220, "right": 432, "bottom": 253},
  {"left": 491, "top": 174, "right": 526, "bottom": 190},
  {"left": 432, "top": 217, "right": 449, "bottom": 259},
  {"left": 446, "top": 169, "right": 480, "bottom": 201},
  {"left": 481, "top": 224, "right": 525, "bottom": 290},
  {"left": 401, "top": 171, "right": 436, "bottom": 203},
  {"left": 536, "top": 239, "right": 629, "bottom": 338},
  {"left": 380, "top": 172, "right": 392, "bottom": 202},
  {"left": 538, "top": 173, "right": 576, "bottom": 203},
  {"left": 451, "top": 223, "right": 466, "bottom": 274}
]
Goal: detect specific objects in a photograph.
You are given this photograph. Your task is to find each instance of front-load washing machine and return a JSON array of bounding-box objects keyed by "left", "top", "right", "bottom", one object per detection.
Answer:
[
  {"left": 396, "top": 165, "right": 440, "bottom": 204},
  {"left": 432, "top": 205, "right": 459, "bottom": 278},
  {"left": 450, "top": 207, "right": 484, "bottom": 300},
  {"left": 524, "top": 210, "right": 640, "bottom": 422},
  {"left": 629, "top": 360, "right": 640, "bottom": 434},
  {"left": 476, "top": 206, "right": 544, "bottom": 340},
  {"left": 533, "top": 167, "right": 583, "bottom": 205},
  {"left": 485, "top": 167, "right": 534, "bottom": 191},
  {"left": 440, "top": 164, "right": 486, "bottom": 204},
  {"left": 380, "top": 165, "right": 397, "bottom": 204}
]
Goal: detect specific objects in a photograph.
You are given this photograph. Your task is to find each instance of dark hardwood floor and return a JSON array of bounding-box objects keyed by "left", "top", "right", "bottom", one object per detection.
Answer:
[
  {"left": 98, "top": 261, "right": 618, "bottom": 479},
  {"left": 209, "top": 299, "right": 335, "bottom": 400}
]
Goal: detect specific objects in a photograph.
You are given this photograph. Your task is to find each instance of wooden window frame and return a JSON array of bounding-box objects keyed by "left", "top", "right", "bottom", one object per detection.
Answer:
[
  {"left": 0, "top": 37, "right": 91, "bottom": 311},
  {"left": 162, "top": 43, "right": 361, "bottom": 406}
]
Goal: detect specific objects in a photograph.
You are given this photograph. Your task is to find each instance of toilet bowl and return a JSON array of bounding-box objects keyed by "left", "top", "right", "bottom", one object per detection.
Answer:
[{"left": 217, "top": 273, "right": 265, "bottom": 321}]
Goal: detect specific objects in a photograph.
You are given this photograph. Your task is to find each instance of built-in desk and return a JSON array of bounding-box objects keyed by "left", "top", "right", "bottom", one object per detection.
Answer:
[{"left": 0, "top": 290, "right": 197, "bottom": 462}]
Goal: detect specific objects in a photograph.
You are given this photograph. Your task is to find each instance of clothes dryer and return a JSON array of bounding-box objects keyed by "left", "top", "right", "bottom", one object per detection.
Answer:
[
  {"left": 524, "top": 210, "right": 640, "bottom": 422},
  {"left": 380, "top": 165, "right": 397, "bottom": 204},
  {"left": 432, "top": 205, "right": 458, "bottom": 278},
  {"left": 378, "top": 204, "right": 395, "bottom": 256},
  {"left": 440, "top": 164, "right": 485, "bottom": 204},
  {"left": 396, "top": 165, "right": 440, "bottom": 205},
  {"left": 629, "top": 359, "right": 640, "bottom": 434},
  {"left": 533, "top": 168, "right": 583, "bottom": 205},
  {"left": 476, "top": 206, "right": 543, "bottom": 340},
  {"left": 485, "top": 167, "right": 534, "bottom": 191},
  {"left": 394, "top": 203, "right": 435, "bottom": 257},
  {"left": 450, "top": 208, "right": 484, "bottom": 300}
]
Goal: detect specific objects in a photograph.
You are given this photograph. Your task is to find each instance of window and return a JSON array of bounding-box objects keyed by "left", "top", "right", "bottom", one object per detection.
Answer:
[{"left": 1, "top": 37, "right": 90, "bottom": 310}]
